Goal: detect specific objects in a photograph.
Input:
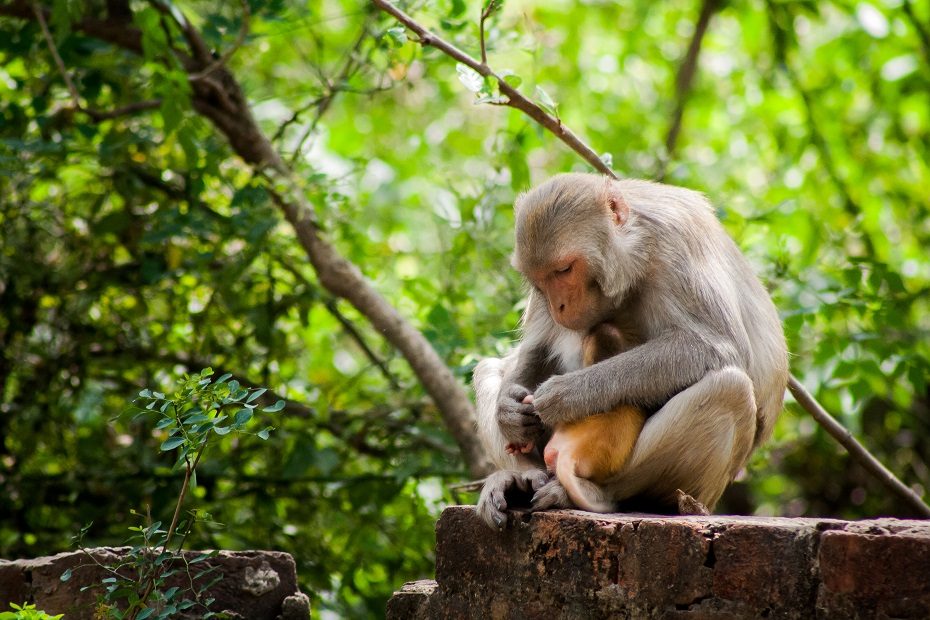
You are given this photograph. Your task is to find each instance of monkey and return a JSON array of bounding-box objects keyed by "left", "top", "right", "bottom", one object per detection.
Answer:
[
  {"left": 504, "top": 322, "right": 647, "bottom": 512},
  {"left": 475, "top": 173, "right": 788, "bottom": 530}
]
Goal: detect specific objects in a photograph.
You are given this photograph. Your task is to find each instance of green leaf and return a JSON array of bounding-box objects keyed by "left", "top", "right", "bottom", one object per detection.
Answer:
[
  {"left": 385, "top": 26, "right": 407, "bottom": 47},
  {"left": 475, "top": 94, "right": 508, "bottom": 105},
  {"left": 160, "top": 436, "right": 186, "bottom": 451},
  {"left": 61, "top": 568, "right": 73, "bottom": 581},
  {"left": 216, "top": 373, "right": 232, "bottom": 384},
  {"left": 137, "top": 608, "right": 155, "bottom": 620},
  {"left": 245, "top": 388, "right": 266, "bottom": 403},
  {"left": 234, "top": 409, "right": 253, "bottom": 426},
  {"left": 456, "top": 64, "right": 484, "bottom": 93},
  {"left": 534, "top": 85, "right": 558, "bottom": 116},
  {"left": 502, "top": 73, "right": 522, "bottom": 88},
  {"left": 257, "top": 426, "right": 274, "bottom": 440},
  {"left": 262, "top": 400, "right": 285, "bottom": 413}
]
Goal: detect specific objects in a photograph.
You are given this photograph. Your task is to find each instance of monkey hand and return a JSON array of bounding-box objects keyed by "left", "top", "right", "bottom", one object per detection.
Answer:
[
  {"left": 531, "top": 373, "right": 578, "bottom": 427},
  {"left": 496, "top": 383, "right": 544, "bottom": 446},
  {"left": 477, "top": 469, "right": 550, "bottom": 530},
  {"left": 530, "top": 477, "right": 572, "bottom": 511}
]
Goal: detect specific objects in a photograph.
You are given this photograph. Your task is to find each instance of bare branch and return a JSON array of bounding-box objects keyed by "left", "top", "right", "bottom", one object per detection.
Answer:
[
  {"left": 657, "top": 0, "right": 722, "bottom": 181},
  {"left": 479, "top": 0, "right": 501, "bottom": 66},
  {"left": 788, "top": 376, "right": 930, "bottom": 517},
  {"left": 288, "top": 21, "right": 371, "bottom": 164},
  {"left": 372, "top": 0, "right": 615, "bottom": 178},
  {"left": 273, "top": 253, "right": 402, "bottom": 389},
  {"left": 324, "top": 298, "right": 403, "bottom": 390}
]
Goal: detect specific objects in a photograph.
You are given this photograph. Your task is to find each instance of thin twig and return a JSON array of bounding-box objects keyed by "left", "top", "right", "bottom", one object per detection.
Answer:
[
  {"left": 372, "top": 0, "right": 614, "bottom": 177},
  {"left": 375, "top": 0, "right": 930, "bottom": 515},
  {"left": 85, "top": 99, "right": 163, "bottom": 120},
  {"left": 33, "top": 1, "right": 160, "bottom": 121},
  {"left": 788, "top": 376, "right": 930, "bottom": 517},
  {"left": 479, "top": 1, "right": 498, "bottom": 66},
  {"left": 188, "top": 0, "right": 251, "bottom": 81},
  {"left": 325, "top": 298, "right": 402, "bottom": 390},
  {"left": 272, "top": 95, "right": 325, "bottom": 143},
  {"left": 33, "top": 0, "right": 82, "bottom": 106},
  {"left": 657, "top": 0, "right": 722, "bottom": 181},
  {"left": 288, "top": 21, "right": 371, "bottom": 164}
]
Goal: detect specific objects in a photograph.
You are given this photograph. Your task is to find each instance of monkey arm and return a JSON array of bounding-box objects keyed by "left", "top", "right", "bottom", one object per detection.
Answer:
[{"left": 532, "top": 329, "right": 742, "bottom": 427}]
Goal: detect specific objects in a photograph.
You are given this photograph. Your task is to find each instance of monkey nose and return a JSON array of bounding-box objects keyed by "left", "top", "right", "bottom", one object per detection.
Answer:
[{"left": 558, "top": 303, "right": 565, "bottom": 313}]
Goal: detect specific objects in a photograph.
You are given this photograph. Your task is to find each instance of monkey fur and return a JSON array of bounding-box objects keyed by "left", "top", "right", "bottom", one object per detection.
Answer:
[
  {"left": 544, "top": 322, "right": 646, "bottom": 512},
  {"left": 475, "top": 174, "right": 788, "bottom": 530}
]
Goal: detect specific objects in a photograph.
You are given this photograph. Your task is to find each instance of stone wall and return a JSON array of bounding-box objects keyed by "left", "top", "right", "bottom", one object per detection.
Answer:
[
  {"left": 387, "top": 506, "right": 930, "bottom": 619},
  {"left": 0, "top": 548, "right": 309, "bottom": 619}
]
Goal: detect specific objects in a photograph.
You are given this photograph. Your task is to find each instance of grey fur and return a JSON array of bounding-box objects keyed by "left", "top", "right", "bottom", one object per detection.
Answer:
[{"left": 474, "top": 174, "right": 789, "bottom": 528}]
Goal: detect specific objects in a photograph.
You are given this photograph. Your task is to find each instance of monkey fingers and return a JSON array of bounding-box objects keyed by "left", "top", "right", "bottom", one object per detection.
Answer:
[
  {"left": 497, "top": 384, "right": 543, "bottom": 445},
  {"left": 530, "top": 478, "right": 573, "bottom": 511},
  {"left": 476, "top": 469, "right": 550, "bottom": 530},
  {"left": 531, "top": 374, "right": 574, "bottom": 426}
]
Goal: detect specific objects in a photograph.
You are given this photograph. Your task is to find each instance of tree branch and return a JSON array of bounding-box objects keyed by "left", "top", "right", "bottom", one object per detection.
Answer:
[
  {"left": 5, "top": 0, "right": 493, "bottom": 477},
  {"left": 371, "top": 0, "right": 614, "bottom": 178},
  {"left": 788, "top": 376, "right": 930, "bottom": 517},
  {"left": 288, "top": 21, "right": 372, "bottom": 164},
  {"left": 374, "top": 0, "right": 930, "bottom": 515},
  {"left": 657, "top": 0, "right": 722, "bottom": 181},
  {"left": 31, "top": 1, "right": 160, "bottom": 122}
]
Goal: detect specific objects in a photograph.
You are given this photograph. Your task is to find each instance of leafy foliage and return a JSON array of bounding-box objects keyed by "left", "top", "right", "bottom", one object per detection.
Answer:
[
  {"left": 0, "top": 603, "right": 63, "bottom": 620},
  {"left": 61, "top": 369, "right": 275, "bottom": 619},
  {"left": 1, "top": 0, "right": 929, "bottom": 616}
]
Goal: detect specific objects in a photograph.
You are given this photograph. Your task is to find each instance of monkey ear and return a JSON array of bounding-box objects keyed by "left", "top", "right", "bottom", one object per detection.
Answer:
[{"left": 604, "top": 179, "right": 629, "bottom": 226}]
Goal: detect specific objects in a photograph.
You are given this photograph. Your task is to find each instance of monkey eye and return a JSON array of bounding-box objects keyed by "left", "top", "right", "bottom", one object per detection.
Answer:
[{"left": 555, "top": 263, "right": 573, "bottom": 275}]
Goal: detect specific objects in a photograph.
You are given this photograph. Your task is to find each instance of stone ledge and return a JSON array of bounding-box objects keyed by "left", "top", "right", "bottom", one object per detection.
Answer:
[
  {"left": 387, "top": 506, "right": 930, "bottom": 619},
  {"left": 0, "top": 548, "right": 310, "bottom": 619}
]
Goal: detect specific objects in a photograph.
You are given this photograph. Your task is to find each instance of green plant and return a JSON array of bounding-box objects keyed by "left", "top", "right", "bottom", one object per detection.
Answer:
[
  {"left": 62, "top": 369, "right": 281, "bottom": 620},
  {"left": 0, "top": 603, "right": 63, "bottom": 620}
]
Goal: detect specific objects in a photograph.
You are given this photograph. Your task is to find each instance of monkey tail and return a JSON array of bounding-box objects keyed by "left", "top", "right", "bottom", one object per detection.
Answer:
[{"left": 555, "top": 451, "right": 615, "bottom": 513}]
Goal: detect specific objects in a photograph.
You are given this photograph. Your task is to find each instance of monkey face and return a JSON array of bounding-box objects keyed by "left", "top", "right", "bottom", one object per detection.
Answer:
[{"left": 526, "top": 256, "right": 607, "bottom": 331}]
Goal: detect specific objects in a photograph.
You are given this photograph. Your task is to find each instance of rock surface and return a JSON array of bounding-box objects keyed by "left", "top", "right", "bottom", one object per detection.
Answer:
[
  {"left": 387, "top": 506, "right": 930, "bottom": 619},
  {"left": 0, "top": 548, "right": 310, "bottom": 619}
]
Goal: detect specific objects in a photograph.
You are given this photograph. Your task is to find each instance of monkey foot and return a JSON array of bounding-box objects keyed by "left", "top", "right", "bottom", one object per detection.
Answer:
[{"left": 675, "top": 489, "right": 710, "bottom": 516}]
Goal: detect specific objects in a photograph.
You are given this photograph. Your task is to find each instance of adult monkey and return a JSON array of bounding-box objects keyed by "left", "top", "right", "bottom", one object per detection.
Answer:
[{"left": 474, "top": 173, "right": 788, "bottom": 529}]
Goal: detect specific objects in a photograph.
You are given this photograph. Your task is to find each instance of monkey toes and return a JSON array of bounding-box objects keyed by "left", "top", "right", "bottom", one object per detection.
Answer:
[
  {"left": 530, "top": 478, "right": 572, "bottom": 511},
  {"left": 477, "top": 469, "right": 550, "bottom": 530}
]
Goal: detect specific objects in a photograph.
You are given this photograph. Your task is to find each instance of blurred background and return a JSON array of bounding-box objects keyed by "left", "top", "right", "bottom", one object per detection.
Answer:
[{"left": 1, "top": 0, "right": 928, "bottom": 616}]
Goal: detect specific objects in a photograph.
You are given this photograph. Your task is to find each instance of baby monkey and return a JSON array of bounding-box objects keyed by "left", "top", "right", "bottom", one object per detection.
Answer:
[{"left": 507, "top": 323, "right": 647, "bottom": 512}]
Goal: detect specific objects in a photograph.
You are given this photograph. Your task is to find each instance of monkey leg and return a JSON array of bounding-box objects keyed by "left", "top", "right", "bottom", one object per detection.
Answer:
[
  {"left": 473, "top": 354, "right": 544, "bottom": 471},
  {"left": 604, "top": 367, "right": 757, "bottom": 510}
]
